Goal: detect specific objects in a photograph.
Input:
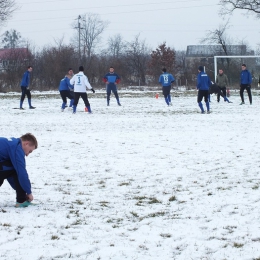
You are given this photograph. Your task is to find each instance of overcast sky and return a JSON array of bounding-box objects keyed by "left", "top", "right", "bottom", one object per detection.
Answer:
[{"left": 3, "top": 0, "right": 260, "bottom": 51}]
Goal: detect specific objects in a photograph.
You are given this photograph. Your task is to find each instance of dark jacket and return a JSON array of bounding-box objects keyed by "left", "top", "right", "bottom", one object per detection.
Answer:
[{"left": 240, "top": 70, "right": 252, "bottom": 85}]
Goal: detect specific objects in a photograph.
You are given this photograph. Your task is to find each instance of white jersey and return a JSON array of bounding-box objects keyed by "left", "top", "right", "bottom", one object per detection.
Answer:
[{"left": 70, "top": 71, "right": 92, "bottom": 92}]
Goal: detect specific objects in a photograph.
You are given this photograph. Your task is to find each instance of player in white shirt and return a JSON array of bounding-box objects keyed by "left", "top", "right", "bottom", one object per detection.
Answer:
[{"left": 70, "top": 66, "right": 95, "bottom": 113}]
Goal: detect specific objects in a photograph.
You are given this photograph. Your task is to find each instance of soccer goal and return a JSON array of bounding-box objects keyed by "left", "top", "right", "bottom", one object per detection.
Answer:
[{"left": 214, "top": 55, "right": 260, "bottom": 86}]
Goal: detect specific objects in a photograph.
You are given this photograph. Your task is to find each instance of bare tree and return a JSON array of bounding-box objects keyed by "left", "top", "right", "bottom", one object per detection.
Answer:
[
  {"left": 219, "top": 0, "right": 260, "bottom": 18},
  {"left": 79, "top": 13, "right": 108, "bottom": 58},
  {"left": 0, "top": 0, "right": 17, "bottom": 26},
  {"left": 201, "top": 21, "right": 233, "bottom": 69},
  {"left": 124, "top": 34, "right": 150, "bottom": 86},
  {"left": 107, "top": 34, "right": 126, "bottom": 58}
]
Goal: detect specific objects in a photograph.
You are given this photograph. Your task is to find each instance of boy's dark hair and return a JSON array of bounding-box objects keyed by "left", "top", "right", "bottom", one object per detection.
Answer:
[
  {"left": 20, "top": 133, "right": 38, "bottom": 149},
  {"left": 27, "top": 66, "right": 32, "bottom": 69},
  {"left": 162, "top": 68, "right": 167, "bottom": 72},
  {"left": 110, "top": 66, "right": 114, "bottom": 69},
  {"left": 68, "top": 68, "right": 73, "bottom": 71},
  {"left": 79, "top": 66, "right": 84, "bottom": 71},
  {"left": 198, "top": 66, "right": 204, "bottom": 72}
]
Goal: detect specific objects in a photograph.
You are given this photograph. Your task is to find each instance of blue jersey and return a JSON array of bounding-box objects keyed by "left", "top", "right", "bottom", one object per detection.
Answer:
[
  {"left": 103, "top": 73, "right": 120, "bottom": 88},
  {"left": 197, "top": 72, "right": 211, "bottom": 90},
  {"left": 0, "top": 137, "right": 31, "bottom": 194},
  {"left": 240, "top": 70, "right": 252, "bottom": 85},
  {"left": 20, "top": 71, "right": 30, "bottom": 87},
  {"left": 59, "top": 76, "right": 74, "bottom": 91},
  {"left": 159, "top": 72, "right": 175, "bottom": 87}
]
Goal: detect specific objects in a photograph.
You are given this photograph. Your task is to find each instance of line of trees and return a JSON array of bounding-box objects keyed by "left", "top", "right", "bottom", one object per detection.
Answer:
[{"left": 0, "top": 1, "right": 260, "bottom": 92}]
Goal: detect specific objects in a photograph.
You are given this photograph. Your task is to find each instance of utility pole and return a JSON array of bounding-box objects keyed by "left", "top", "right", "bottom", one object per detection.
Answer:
[{"left": 75, "top": 15, "right": 83, "bottom": 61}]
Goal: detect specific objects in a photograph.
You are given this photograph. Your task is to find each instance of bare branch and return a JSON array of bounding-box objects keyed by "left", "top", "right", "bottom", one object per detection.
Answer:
[
  {"left": 0, "top": 0, "right": 18, "bottom": 26},
  {"left": 219, "top": 0, "right": 260, "bottom": 18}
]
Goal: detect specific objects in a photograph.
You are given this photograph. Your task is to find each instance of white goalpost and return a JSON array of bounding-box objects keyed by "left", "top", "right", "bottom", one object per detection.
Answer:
[{"left": 214, "top": 55, "right": 260, "bottom": 81}]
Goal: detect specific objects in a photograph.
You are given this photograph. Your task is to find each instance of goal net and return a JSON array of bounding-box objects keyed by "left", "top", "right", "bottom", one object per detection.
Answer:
[{"left": 213, "top": 55, "right": 260, "bottom": 89}]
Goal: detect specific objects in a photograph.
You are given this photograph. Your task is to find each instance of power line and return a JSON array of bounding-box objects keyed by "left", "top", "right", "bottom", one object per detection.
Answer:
[
  {"left": 18, "top": 0, "right": 209, "bottom": 8},
  {"left": 10, "top": 3, "right": 218, "bottom": 22}
]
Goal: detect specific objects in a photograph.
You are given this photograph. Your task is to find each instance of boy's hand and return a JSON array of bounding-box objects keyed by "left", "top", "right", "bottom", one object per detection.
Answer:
[{"left": 27, "top": 194, "right": 34, "bottom": 202}]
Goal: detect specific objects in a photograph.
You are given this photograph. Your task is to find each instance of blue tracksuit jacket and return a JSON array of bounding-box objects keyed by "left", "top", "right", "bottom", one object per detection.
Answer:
[
  {"left": 240, "top": 70, "right": 252, "bottom": 85},
  {"left": 103, "top": 73, "right": 120, "bottom": 88},
  {"left": 197, "top": 72, "right": 211, "bottom": 90},
  {"left": 0, "top": 137, "right": 31, "bottom": 194},
  {"left": 20, "top": 71, "right": 30, "bottom": 87},
  {"left": 159, "top": 72, "right": 175, "bottom": 86},
  {"left": 59, "top": 77, "right": 74, "bottom": 91}
]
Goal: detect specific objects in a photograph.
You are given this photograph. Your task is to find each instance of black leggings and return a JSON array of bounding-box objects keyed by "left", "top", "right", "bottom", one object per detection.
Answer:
[
  {"left": 0, "top": 164, "right": 27, "bottom": 203},
  {"left": 20, "top": 86, "right": 31, "bottom": 102},
  {"left": 197, "top": 90, "right": 209, "bottom": 103},
  {"left": 60, "top": 90, "right": 74, "bottom": 103},
  {"left": 162, "top": 86, "right": 171, "bottom": 98},
  {"left": 73, "top": 92, "right": 90, "bottom": 107},
  {"left": 240, "top": 84, "right": 252, "bottom": 103},
  {"left": 217, "top": 87, "right": 226, "bottom": 101}
]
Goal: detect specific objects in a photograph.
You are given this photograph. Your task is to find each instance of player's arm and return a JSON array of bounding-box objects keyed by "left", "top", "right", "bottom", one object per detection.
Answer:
[
  {"left": 70, "top": 75, "right": 75, "bottom": 85},
  {"left": 171, "top": 75, "right": 175, "bottom": 83},
  {"left": 115, "top": 74, "right": 120, "bottom": 84},
  {"left": 102, "top": 75, "right": 108, "bottom": 83}
]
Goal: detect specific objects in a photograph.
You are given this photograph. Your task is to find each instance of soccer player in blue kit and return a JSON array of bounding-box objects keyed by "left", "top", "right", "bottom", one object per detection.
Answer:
[
  {"left": 103, "top": 67, "right": 121, "bottom": 106},
  {"left": 159, "top": 68, "right": 175, "bottom": 106}
]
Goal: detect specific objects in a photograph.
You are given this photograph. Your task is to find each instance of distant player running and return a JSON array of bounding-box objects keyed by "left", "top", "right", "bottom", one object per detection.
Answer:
[{"left": 158, "top": 68, "right": 175, "bottom": 106}]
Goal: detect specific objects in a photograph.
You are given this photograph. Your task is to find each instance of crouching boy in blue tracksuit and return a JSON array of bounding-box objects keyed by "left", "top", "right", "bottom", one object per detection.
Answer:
[
  {"left": 197, "top": 66, "right": 211, "bottom": 113},
  {"left": 0, "top": 133, "right": 38, "bottom": 208}
]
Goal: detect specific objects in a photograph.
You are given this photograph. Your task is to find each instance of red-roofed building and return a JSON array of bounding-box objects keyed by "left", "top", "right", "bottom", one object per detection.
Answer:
[{"left": 0, "top": 48, "right": 32, "bottom": 72}]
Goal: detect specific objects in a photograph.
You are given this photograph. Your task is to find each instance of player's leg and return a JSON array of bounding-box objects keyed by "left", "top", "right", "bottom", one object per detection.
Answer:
[
  {"left": 240, "top": 85, "right": 246, "bottom": 104},
  {"left": 106, "top": 86, "right": 111, "bottom": 106},
  {"left": 204, "top": 90, "right": 210, "bottom": 112},
  {"left": 26, "top": 89, "right": 35, "bottom": 109},
  {"left": 68, "top": 92, "right": 74, "bottom": 108},
  {"left": 20, "top": 86, "right": 27, "bottom": 109},
  {"left": 60, "top": 91, "right": 67, "bottom": 111},
  {"left": 0, "top": 162, "right": 27, "bottom": 204},
  {"left": 112, "top": 86, "right": 121, "bottom": 106},
  {"left": 246, "top": 86, "right": 252, "bottom": 104},
  {"left": 73, "top": 92, "right": 80, "bottom": 113},
  {"left": 197, "top": 90, "right": 205, "bottom": 113},
  {"left": 162, "top": 87, "right": 170, "bottom": 105},
  {"left": 81, "top": 93, "right": 91, "bottom": 113}
]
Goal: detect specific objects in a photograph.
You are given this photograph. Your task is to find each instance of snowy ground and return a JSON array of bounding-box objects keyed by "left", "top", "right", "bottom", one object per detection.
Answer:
[{"left": 0, "top": 90, "right": 260, "bottom": 260}]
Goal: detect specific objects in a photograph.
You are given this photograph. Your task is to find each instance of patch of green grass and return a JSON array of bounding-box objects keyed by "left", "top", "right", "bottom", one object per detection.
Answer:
[
  {"left": 2, "top": 223, "right": 11, "bottom": 227},
  {"left": 51, "top": 235, "right": 60, "bottom": 240},
  {"left": 252, "top": 185, "right": 259, "bottom": 190},
  {"left": 118, "top": 182, "right": 131, "bottom": 186},
  {"left": 233, "top": 242, "right": 243, "bottom": 248},
  {"left": 72, "top": 219, "right": 82, "bottom": 225},
  {"left": 148, "top": 198, "right": 161, "bottom": 204},
  {"left": 160, "top": 233, "right": 172, "bottom": 238},
  {"left": 74, "top": 200, "right": 84, "bottom": 205},
  {"left": 169, "top": 196, "right": 176, "bottom": 202},
  {"left": 99, "top": 201, "right": 109, "bottom": 207},
  {"left": 130, "top": 211, "right": 139, "bottom": 217}
]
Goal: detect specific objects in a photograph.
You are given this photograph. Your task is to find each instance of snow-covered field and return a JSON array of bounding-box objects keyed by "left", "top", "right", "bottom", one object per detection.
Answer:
[{"left": 0, "top": 90, "right": 260, "bottom": 260}]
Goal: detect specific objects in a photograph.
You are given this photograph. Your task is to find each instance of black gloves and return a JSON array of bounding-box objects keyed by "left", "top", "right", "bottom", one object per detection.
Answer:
[{"left": 91, "top": 88, "right": 95, "bottom": 93}]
